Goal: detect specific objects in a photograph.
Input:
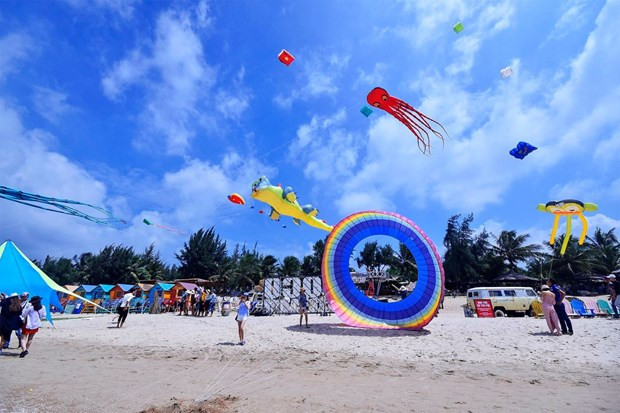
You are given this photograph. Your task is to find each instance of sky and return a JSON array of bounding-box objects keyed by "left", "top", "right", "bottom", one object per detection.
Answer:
[{"left": 1, "top": 0, "right": 619, "bottom": 266}]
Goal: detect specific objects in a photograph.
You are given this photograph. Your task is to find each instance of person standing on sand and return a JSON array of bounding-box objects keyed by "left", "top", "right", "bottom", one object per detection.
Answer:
[
  {"left": 604, "top": 274, "right": 619, "bottom": 318},
  {"left": 0, "top": 293, "right": 24, "bottom": 354},
  {"left": 540, "top": 286, "right": 562, "bottom": 335},
  {"left": 236, "top": 295, "right": 249, "bottom": 345},
  {"left": 299, "top": 288, "right": 309, "bottom": 328},
  {"left": 117, "top": 291, "right": 135, "bottom": 328},
  {"left": 547, "top": 278, "right": 573, "bottom": 335},
  {"left": 19, "top": 296, "right": 46, "bottom": 358},
  {"left": 208, "top": 290, "right": 217, "bottom": 317}
]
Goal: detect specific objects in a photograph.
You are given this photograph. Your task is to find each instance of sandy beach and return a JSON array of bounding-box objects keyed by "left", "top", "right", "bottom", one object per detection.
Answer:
[{"left": 1, "top": 297, "right": 618, "bottom": 413}]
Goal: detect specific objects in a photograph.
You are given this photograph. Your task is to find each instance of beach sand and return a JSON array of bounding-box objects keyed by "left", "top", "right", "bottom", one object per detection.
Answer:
[{"left": 1, "top": 297, "right": 618, "bottom": 413}]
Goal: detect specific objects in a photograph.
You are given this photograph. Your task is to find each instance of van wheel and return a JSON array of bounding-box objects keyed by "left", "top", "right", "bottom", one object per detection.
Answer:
[
  {"left": 525, "top": 308, "right": 533, "bottom": 317},
  {"left": 494, "top": 309, "right": 505, "bottom": 317}
]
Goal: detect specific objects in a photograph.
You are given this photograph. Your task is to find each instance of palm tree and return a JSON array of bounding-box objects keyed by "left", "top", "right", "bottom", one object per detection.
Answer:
[
  {"left": 547, "top": 235, "right": 591, "bottom": 283},
  {"left": 490, "top": 230, "right": 542, "bottom": 272},
  {"left": 586, "top": 227, "right": 620, "bottom": 274}
]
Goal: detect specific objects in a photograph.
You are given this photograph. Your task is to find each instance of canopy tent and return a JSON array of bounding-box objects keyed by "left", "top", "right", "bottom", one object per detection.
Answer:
[{"left": 0, "top": 240, "right": 103, "bottom": 324}]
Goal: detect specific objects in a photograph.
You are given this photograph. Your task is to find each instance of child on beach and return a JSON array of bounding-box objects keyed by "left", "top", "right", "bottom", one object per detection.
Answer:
[
  {"left": 236, "top": 295, "right": 249, "bottom": 345},
  {"left": 19, "top": 296, "right": 46, "bottom": 358},
  {"left": 299, "top": 288, "right": 309, "bottom": 328},
  {"left": 540, "top": 286, "right": 561, "bottom": 335}
]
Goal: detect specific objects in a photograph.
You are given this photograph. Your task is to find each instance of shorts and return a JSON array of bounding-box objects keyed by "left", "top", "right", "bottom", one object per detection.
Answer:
[
  {"left": 22, "top": 327, "right": 39, "bottom": 335},
  {"left": 299, "top": 306, "right": 308, "bottom": 313}
]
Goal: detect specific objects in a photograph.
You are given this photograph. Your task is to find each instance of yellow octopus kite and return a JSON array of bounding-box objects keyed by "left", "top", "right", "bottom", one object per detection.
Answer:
[{"left": 537, "top": 199, "right": 598, "bottom": 255}]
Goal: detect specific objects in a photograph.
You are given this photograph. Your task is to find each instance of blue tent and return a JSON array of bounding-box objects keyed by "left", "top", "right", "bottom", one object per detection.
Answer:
[{"left": 0, "top": 240, "right": 100, "bottom": 323}]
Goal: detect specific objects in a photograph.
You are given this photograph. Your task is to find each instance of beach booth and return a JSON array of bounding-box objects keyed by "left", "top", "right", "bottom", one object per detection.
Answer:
[
  {"left": 92, "top": 284, "right": 114, "bottom": 300},
  {"left": 110, "top": 283, "right": 134, "bottom": 300},
  {"left": 131, "top": 283, "right": 154, "bottom": 299},
  {"left": 74, "top": 284, "right": 98, "bottom": 300},
  {"left": 172, "top": 282, "right": 198, "bottom": 302},
  {"left": 149, "top": 282, "right": 174, "bottom": 302},
  {"left": 0, "top": 240, "right": 101, "bottom": 323}
]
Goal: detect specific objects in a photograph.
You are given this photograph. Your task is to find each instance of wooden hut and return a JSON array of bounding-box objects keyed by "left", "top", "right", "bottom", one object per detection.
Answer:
[
  {"left": 110, "top": 283, "right": 135, "bottom": 300},
  {"left": 171, "top": 282, "right": 198, "bottom": 302},
  {"left": 131, "top": 283, "right": 154, "bottom": 299},
  {"left": 91, "top": 284, "right": 114, "bottom": 300},
  {"left": 74, "top": 284, "right": 97, "bottom": 300},
  {"left": 148, "top": 282, "right": 175, "bottom": 302}
]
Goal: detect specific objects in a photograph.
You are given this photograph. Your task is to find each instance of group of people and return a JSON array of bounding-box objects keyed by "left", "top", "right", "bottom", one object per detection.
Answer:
[
  {"left": 177, "top": 287, "right": 219, "bottom": 317},
  {"left": 539, "top": 275, "right": 619, "bottom": 335},
  {"left": 0, "top": 291, "right": 47, "bottom": 358}
]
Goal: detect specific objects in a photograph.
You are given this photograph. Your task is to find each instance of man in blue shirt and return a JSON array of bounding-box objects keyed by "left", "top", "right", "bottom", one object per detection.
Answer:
[{"left": 547, "top": 278, "right": 573, "bottom": 335}]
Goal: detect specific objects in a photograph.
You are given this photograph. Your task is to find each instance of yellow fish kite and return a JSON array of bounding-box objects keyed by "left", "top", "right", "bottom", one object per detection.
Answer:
[{"left": 251, "top": 176, "right": 333, "bottom": 232}]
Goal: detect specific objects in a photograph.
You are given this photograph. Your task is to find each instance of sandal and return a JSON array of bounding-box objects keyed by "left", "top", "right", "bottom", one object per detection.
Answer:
[{"left": 19, "top": 350, "right": 28, "bottom": 358}]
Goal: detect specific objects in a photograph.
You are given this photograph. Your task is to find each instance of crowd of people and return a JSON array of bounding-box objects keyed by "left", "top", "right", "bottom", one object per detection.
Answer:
[
  {"left": 0, "top": 291, "right": 47, "bottom": 358},
  {"left": 176, "top": 287, "right": 221, "bottom": 317}
]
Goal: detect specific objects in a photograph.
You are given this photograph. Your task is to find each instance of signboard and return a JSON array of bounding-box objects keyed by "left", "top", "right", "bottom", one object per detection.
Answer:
[{"left": 474, "top": 299, "right": 495, "bottom": 318}]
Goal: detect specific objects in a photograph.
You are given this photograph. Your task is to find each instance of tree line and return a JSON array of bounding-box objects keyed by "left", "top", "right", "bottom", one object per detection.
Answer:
[{"left": 36, "top": 215, "right": 619, "bottom": 292}]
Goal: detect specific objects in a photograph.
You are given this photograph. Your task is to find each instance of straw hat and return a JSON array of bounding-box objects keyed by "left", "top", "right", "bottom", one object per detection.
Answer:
[
  {"left": 9, "top": 292, "right": 18, "bottom": 298},
  {"left": 541, "top": 285, "right": 550, "bottom": 291}
]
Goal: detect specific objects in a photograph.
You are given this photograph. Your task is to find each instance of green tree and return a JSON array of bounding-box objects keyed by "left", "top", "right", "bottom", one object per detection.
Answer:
[
  {"left": 490, "top": 230, "right": 542, "bottom": 272},
  {"left": 547, "top": 235, "right": 591, "bottom": 283},
  {"left": 278, "top": 256, "right": 301, "bottom": 277},
  {"left": 586, "top": 227, "right": 620, "bottom": 274},
  {"left": 442, "top": 214, "right": 482, "bottom": 288},
  {"left": 176, "top": 227, "right": 227, "bottom": 279}
]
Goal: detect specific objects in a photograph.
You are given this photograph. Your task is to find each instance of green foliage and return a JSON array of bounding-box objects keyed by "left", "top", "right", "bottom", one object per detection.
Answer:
[{"left": 32, "top": 221, "right": 619, "bottom": 295}]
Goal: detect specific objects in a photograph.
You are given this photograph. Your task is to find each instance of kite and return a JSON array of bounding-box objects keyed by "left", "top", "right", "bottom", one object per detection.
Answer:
[
  {"left": 322, "top": 211, "right": 444, "bottom": 329},
  {"left": 510, "top": 141, "right": 537, "bottom": 159},
  {"left": 250, "top": 176, "right": 333, "bottom": 232},
  {"left": 142, "top": 218, "right": 187, "bottom": 236},
  {"left": 360, "top": 105, "right": 373, "bottom": 117},
  {"left": 537, "top": 200, "right": 598, "bottom": 255},
  {"left": 500, "top": 66, "right": 513, "bottom": 78},
  {"left": 0, "top": 185, "right": 126, "bottom": 227},
  {"left": 453, "top": 22, "right": 464, "bottom": 33},
  {"left": 367, "top": 87, "right": 448, "bottom": 154},
  {"left": 278, "top": 49, "right": 294, "bottom": 66},
  {"left": 228, "top": 193, "right": 245, "bottom": 205}
]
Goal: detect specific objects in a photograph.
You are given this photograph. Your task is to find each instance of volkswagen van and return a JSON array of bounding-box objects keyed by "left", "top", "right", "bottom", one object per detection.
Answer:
[{"left": 466, "top": 287, "right": 539, "bottom": 317}]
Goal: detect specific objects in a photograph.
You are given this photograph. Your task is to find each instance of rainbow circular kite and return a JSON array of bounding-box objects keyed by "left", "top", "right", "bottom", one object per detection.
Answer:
[{"left": 322, "top": 211, "right": 444, "bottom": 330}]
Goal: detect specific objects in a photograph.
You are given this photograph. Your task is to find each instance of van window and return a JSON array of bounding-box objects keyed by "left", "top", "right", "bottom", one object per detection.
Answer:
[
  {"left": 503, "top": 290, "right": 516, "bottom": 297},
  {"left": 488, "top": 290, "right": 502, "bottom": 297},
  {"left": 473, "top": 292, "right": 479, "bottom": 297},
  {"left": 467, "top": 292, "right": 472, "bottom": 298},
  {"left": 526, "top": 290, "right": 537, "bottom": 297}
]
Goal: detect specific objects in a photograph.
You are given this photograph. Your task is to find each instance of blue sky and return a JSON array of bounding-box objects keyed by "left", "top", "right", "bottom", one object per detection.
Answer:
[{"left": 1, "top": 0, "right": 619, "bottom": 265}]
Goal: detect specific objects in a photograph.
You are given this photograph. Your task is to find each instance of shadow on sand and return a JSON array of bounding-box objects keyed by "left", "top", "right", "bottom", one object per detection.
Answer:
[
  {"left": 528, "top": 331, "right": 563, "bottom": 336},
  {"left": 285, "top": 323, "right": 431, "bottom": 337},
  {"left": 216, "top": 342, "right": 240, "bottom": 346}
]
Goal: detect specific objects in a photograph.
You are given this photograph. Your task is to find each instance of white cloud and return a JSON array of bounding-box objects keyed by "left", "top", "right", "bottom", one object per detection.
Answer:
[
  {"left": 0, "top": 32, "right": 36, "bottom": 83},
  {"left": 101, "top": 7, "right": 242, "bottom": 155},
  {"left": 32, "top": 87, "right": 76, "bottom": 123},
  {"left": 273, "top": 52, "right": 350, "bottom": 109},
  {"left": 354, "top": 63, "right": 386, "bottom": 88},
  {"left": 544, "top": 0, "right": 589, "bottom": 43},
  {"left": 64, "top": 0, "right": 141, "bottom": 19},
  {"left": 289, "top": 109, "right": 362, "bottom": 183}
]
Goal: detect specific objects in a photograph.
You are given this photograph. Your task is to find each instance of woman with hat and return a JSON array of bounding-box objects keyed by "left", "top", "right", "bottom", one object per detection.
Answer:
[
  {"left": 299, "top": 288, "right": 309, "bottom": 328},
  {"left": 19, "top": 295, "right": 46, "bottom": 358},
  {"left": 540, "top": 286, "right": 561, "bottom": 335},
  {"left": 0, "top": 293, "right": 24, "bottom": 354}
]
